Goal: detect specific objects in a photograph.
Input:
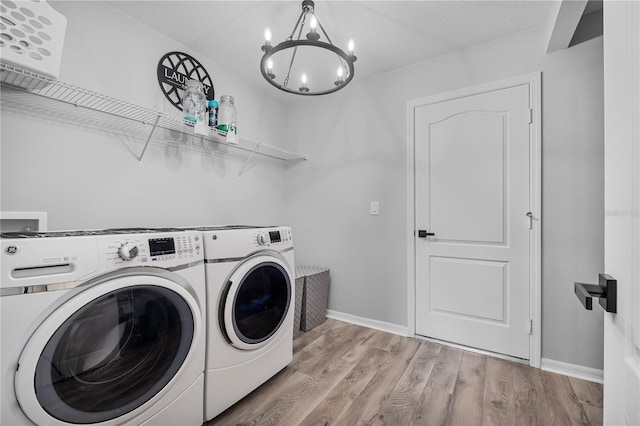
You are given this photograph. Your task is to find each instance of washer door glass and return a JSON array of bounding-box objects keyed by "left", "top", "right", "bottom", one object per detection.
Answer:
[
  {"left": 226, "top": 261, "right": 291, "bottom": 346},
  {"left": 33, "top": 285, "right": 194, "bottom": 424}
]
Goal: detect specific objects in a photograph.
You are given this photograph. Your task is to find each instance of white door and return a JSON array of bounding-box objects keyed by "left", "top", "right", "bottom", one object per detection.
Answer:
[
  {"left": 414, "top": 82, "right": 532, "bottom": 359},
  {"left": 603, "top": 2, "right": 640, "bottom": 424}
]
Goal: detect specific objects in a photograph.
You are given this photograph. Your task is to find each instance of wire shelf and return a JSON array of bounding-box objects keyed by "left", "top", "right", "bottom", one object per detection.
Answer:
[{"left": 0, "top": 62, "right": 307, "bottom": 172}]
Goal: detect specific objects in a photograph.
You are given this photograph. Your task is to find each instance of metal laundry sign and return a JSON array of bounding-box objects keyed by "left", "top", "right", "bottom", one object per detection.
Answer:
[{"left": 157, "top": 51, "right": 215, "bottom": 111}]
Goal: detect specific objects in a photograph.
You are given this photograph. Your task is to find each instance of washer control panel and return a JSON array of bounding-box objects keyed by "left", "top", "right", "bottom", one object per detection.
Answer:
[
  {"left": 102, "top": 232, "right": 202, "bottom": 266},
  {"left": 117, "top": 242, "right": 139, "bottom": 260}
]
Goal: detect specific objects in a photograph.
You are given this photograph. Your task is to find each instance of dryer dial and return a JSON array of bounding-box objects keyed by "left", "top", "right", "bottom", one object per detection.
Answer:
[
  {"left": 256, "top": 232, "right": 270, "bottom": 246},
  {"left": 118, "top": 242, "right": 139, "bottom": 260}
]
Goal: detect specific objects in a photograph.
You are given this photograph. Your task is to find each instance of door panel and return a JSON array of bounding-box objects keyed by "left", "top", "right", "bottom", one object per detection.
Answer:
[
  {"left": 34, "top": 286, "right": 193, "bottom": 424},
  {"left": 222, "top": 256, "right": 292, "bottom": 351},
  {"left": 430, "top": 257, "right": 507, "bottom": 322},
  {"left": 14, "top": 274, "right": 199, "bottom": 426},
  {"left": 430, "top": 112, "right": 506, "bottom": 243},
  {"left": 415, "top": 83, "right": 531, "bottom": 359},
  {"left": 603, "top": 2, "right": 640, "bottom": 424}
]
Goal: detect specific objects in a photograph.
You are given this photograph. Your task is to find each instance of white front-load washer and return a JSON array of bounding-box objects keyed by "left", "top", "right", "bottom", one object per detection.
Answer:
[
  {"left": 200, "top": 226, "right": 294, "bottom": 421},
  {"left": 0, "top": 228, "right": 206, "bottom": 426}
]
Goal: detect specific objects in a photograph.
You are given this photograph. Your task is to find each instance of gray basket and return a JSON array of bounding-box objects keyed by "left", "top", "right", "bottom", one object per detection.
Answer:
[
  {"left": 295, "top": 266, "right": 330, "bottom": 332},
  {"left": 293, "top": 276, "right": 303, "bottom": 339}
]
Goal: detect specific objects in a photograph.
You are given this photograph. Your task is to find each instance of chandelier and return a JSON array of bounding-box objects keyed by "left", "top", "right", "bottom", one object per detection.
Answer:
[{"left": 260, "top": 0, "right": 357, "bottom": 96}]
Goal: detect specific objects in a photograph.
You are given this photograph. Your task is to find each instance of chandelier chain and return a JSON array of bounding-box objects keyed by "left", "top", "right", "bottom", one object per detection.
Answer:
[
  {"left": 315, "top": 18, "right": 348, "bottom": 71},
  {"left": 283, "top": 12, "right": 308, "bottom": 88},
  {"left": 287, "top": 9, "right": 306, "bottom": 41},
  {"left": 316, "top": 20, "right": 334, "bottom": 46}
]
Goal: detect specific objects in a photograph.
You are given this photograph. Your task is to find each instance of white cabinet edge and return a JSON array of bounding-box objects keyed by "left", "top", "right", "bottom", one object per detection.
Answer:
[{"left": 1, "top": 211, "right": 48, "bottom": 231}]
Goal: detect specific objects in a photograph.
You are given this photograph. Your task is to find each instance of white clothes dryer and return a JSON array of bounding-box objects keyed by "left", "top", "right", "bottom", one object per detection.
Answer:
[
  {"left": 0, "top": 229, "right": 206, "bottom": 426},
  {"left": 199, "top": 226, "right": 294, "bottom": 421}
]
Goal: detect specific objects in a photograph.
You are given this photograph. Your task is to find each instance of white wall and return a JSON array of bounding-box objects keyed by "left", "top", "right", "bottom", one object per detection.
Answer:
[
  {"left": 0, "top": 2, "right": 606, "bottom": 370},
  {"left": 542, "top": 36, "right": 605, "bottom": 369},
  {"left": 284, "top": 27, "right": 605, "bottom": 369},
  {"left": 1, "top": 1, "right": 291, "bottom": 230}
]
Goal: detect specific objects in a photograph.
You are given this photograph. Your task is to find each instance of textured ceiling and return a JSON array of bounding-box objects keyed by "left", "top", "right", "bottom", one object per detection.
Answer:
[{"left": 106, "top": 1, "right": 556, "bottom": 101}]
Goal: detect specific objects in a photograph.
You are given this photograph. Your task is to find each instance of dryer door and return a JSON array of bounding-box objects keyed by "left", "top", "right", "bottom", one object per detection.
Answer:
[
  {"left": 15, "top": 272, "right": 201, "bottom": 426},
  {"left": 221, "top": 255, "right": 292, "bottom": 350}
]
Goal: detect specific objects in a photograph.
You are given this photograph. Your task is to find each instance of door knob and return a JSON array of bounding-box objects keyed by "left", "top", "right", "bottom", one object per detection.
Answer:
[
  {"left": 574, "top": 273, "right": 617, "bottom": 313},
  {"left": 418, "top": 230, "right": 435, "bottom": 238}
]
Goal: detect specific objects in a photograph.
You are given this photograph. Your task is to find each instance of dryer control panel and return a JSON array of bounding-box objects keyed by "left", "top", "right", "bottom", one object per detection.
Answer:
[
  {"left": 255, "top": 228, "right": 292, "bottom": 246},
  {"left": 200, "top": 226, "right": 292, "bottom": 259}
]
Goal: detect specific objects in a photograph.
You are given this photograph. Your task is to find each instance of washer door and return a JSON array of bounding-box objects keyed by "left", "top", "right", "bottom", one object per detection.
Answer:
[
  {"left": 15, "top": 271, "right": 200, "bottom": 426},
  {"left": 221, "top": 255, "right": 292, "bottom": 350}
]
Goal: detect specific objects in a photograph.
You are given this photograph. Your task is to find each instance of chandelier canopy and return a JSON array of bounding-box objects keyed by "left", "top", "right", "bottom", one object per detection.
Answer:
[{"left": 260, "top": 0, "right": 357, "bottom": 96}]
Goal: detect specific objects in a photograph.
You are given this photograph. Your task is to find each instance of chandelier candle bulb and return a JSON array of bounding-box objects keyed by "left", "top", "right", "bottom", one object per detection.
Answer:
[
  {"left": 307, "top": 16, "right": 320, "bottom": 41},
  {"left": 262, "top": 27, "right": 272, "bottom": 52},
  {"left": 299, "top": 73, "right": 309, "bottom": 93},
  {"left": 266, "top": 59, "right": 275, "bottom": 79},
  {"left": 335, "top": 67, "right": 345, "bottom": 86},
  {"left": 348, "top": 39, "right": 355, "bottom": 55}
]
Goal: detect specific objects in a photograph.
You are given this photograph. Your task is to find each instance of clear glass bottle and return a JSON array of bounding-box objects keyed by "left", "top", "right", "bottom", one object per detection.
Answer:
[
  {"left": 181, "top": 80, "right": 207, "bottom": 124},
  {"left": 216, "top": 95, "right": 237, "bottom": 134}
]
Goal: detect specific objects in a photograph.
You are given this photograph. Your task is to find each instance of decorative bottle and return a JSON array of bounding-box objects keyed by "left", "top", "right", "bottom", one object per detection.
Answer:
[
  {"left": 208, "top": 99, "right": 219, "bottom": 128},
  {"left": 217, "top": 95, "right": 237, "bottom": 134},
  {"left": 181, "top": 79, "right": 207, "bottom": 125}
]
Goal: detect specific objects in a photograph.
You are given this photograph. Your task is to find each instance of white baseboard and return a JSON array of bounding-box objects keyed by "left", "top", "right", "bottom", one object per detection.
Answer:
[
  {"left": 541, "top": 358, "right": 603, "bottom": 384},
  {"left": 325, "top": 309, "right": 409, "bottom": 337}
]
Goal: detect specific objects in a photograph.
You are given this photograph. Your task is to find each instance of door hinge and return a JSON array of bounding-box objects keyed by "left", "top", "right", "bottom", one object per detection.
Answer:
[
  {"left": 528, "top": 108, "right": 533, "bottom": 124},
  {"left": 527, "top": 319, "right": 533, "bottom": 334}
]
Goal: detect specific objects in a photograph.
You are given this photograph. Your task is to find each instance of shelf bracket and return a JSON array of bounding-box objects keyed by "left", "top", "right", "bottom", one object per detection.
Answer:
[
  {"left": 137, "top": 114, "right": 161, "bottom": 164},
  {"left": 238, "top": 140, "right": 262, "bottom": 177}
]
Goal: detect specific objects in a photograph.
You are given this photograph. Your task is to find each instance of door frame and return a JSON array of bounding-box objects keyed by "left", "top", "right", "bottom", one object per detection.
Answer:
[{"left": 406, "top": 72, "right": 542, "bottom": 367}]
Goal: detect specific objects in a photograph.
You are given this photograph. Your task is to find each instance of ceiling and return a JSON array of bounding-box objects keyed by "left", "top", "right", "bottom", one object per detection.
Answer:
[{"left": 107, "top": 1, "right": 557, "bottom": 101}]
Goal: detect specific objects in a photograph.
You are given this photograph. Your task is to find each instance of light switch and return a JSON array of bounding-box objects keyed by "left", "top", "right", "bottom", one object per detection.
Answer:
[{"left": 370, "top": 201, "right": 379, "bottom": 215}]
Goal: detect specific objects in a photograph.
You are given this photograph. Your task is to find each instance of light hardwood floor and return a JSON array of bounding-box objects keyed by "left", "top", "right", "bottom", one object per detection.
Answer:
[{"left": 207, "top": 319, "right": 603, "bottom": 425}]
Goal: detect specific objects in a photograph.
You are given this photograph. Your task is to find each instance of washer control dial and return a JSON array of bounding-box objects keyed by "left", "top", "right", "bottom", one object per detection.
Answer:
[
  {"left": 118, "top": 242, "right": 139, "bottom": 261},
  {"left": 256, "top": 232, "right": 270, "bottom": 246}
]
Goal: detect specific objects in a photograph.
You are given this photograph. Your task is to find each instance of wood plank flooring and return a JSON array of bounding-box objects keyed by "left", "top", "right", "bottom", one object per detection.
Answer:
[{"left": 207, "top": 319, "right": 602, "bottom": 426}]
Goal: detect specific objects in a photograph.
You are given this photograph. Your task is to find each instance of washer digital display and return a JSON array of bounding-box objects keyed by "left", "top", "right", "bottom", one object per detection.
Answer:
[
  {"left": 268, "top": 231, "right": 281, "bottom": 243},
  {"left": 149, "top": 238, "right": 176, "bottom": 256}
]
